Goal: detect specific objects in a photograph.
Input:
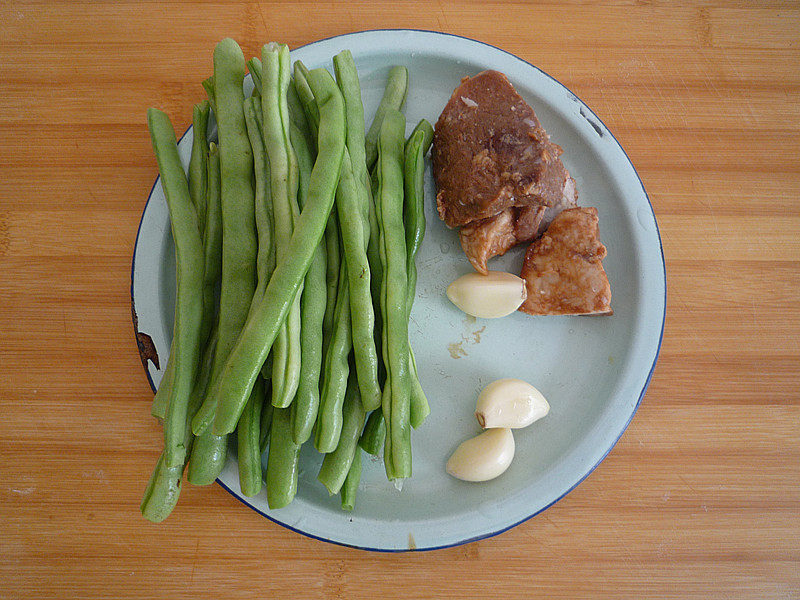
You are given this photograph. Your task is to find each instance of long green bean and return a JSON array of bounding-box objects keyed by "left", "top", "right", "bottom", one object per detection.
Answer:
[
  {"left": 236, "top": 378, "right": 264, "bottom": 496},
  {"left": 333, "top": 52, "right": 382, "bottom": 412},
  {"left": 375, "top": 158, "right": 394, "bottom": 480},
  {"left": 259, "top": 388, "right": 273, "bottom": 454},
  {"left": 235, "top": 96, "right": 280, "bottom": 499},
  {"left": 243, "top": 98, "right": 275, "bottom": 302},
  {"left": 288, "top": 83, "right": 314, "bottom": 153},
  {"left": 318, "top": 375, "right": 366, "bottom": 495},
  {"left": 189, "top": 40, "right": 258, "bottom": 488},
  {"left": 247, "top": 57, "right": 262, "bottom": 97},
  {"left": 186, "top": 429, "right": 227, "bottom": 485},
  {"left": 265, "top": 406, "right": 300, "bottom": 509},
  {"left": 290, "top": 122, "right": 327, "bottom": 445},
  {"left": 189, "top": 101, "right": 210, "bottom": 235},
  {"left": 209, "top": 67, "right": 345, "bottom": 435},
  {"left": 142, "top": 327, "right": 217, "bottom": 521},
  {"left": 334, "top": 150, "right": 381, "bottom": 411},
  {"left": 364, "top": 66, "right": 408, "bottom": 169},
  {"left": 293, "top": 61, "right": 320, "bottom": 133},
  {"left": 376, "top": 109, "right": 411, "bottom": 479},
  {"left": 404, "top": 118, "right": 434, "bottom": 155},
  {"left": 192, "top": 38, "right": 257, "bottom": 435},
  {"left": 202, "top": 76, "right": 217, "bottom": 114},
  {"left": 403, "top": 123, "right": 433, "bottom": 428},
  {"left": 147, "top": 108, "right": 205, "bottom": 469},
  {"left": 314, "top": 259, "right": 352, "bottom": 453},
  {"left": 183, "top": 331, "right": 223, "bottom": 487},
  {"left": 262, "top": 43, "right": 303, "bottom": 410},
  {"left": 200, "top": 142, "right": 223, "bottom": 348},
  {"left": 150, "top": 343, "right": 174, "bottom": 419},
  {"left": 340, "top": 447, "right": 361, "bottom": 512},
  {"left": 322, "top": 214, "right": 340, "bottom": 353},
  {"left": 140, "top": 453, "right": 183, "bottom": 523},
  {"left": 358, "top": 409, "right": 385, "bottom": 455}
]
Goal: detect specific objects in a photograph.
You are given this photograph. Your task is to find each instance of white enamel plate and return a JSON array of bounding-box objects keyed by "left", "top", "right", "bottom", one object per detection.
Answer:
[{"left": 132, "top": 30, "right": 665, "bottom": 551}]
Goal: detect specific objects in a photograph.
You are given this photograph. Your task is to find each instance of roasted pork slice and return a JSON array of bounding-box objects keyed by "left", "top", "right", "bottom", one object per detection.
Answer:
[
  {"left": 519, "top": 207, "right": 612, "bottom": 316},
  {"left": 432, "top": 70, "right": 568, "bottom": 228},
  {"left": 459, "top": 173, "right": 578, "bottom": 274}
]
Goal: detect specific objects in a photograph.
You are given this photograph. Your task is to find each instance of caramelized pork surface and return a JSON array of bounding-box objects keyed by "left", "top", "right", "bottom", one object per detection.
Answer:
[
  {"left": 432, "top": 70, "right": 568, "bottom": 228},
  {"left": 519, "top": 207, "right": 612, "bottom": 316}
]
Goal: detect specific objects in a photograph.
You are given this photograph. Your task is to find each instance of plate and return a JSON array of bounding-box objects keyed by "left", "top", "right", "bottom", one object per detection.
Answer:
[{"left": 131, "top": 29, "right": 665, "bottom": 551}]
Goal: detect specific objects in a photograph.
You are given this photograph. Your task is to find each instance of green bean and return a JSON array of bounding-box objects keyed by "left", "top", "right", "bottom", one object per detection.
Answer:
[
  {"left": 186, "top": 430, "right": 227, "bottom": 485},
  {"left": 299, "top": 67, "right": 341, "bottom": 358},
  {"left": 190, "top": 37, "right": 258, "bottom": 476},
  {"left": 333, "top": 51, "right": 382, "bottom": 412},
  {"left": 403, "top": 124, "right": 433, "bottom": 428},
  {"left": 333, "top": 56, "right": 384, "bottom": 395},
  {"left": 358, "top": 409, "right": 386, "bottom": 455},
  {"left": 247, "top": 57, "right": 262, "bottom": 97},
  {"left": 382, "top": 387, "right": 396, "bottom": 481},
  {"left": 364, "top": 66, "right": 408, "bottom": 169},
  {"left": 340, "top": 447, "right": 362, "bottom": 512},
  {"left": 376, "top": 109, "right": 412, "bottom": 479},
  {"left": 141, "top": 453, "right": 183, "bottom": 523},
  {"left": 334, "top": 150, "right": 381, "bottom": 410},
  {"left": 236, "top": 378, "right": 264, "bottom": 497},
  {"left": 200, "top": 142, "right": 223, "bottom": 349},
  {"left": 142, "top": 327, "right": 217, "bottom": 521},
  {"left": 332, "top": 50, "right": 368, "bottom": 173},
  {"left": 189, "top": 101, "right": 210, "bottom": 236},
  {"left": 314, "top": 260, "right": 352, "bottom": 453},
  {"left": 150, "top": 343, "right": 173, "bottom": 419},
  {"left": 235, "top": 96, "right": 282, "bottom": 499},
  {"left": 202, "top": 76, "right": 217, "bottom": 114},
  {"left": 209, "top": 67, "right": 345, "bottom": 435},
  {"left": 265, "top": 406, "right": 300, "bottom": 509},
  {"left": 192, "top": 326, "right": 220, "bottom": 405},
  {"left": 322, "top": 214, "right": 340, "bottom": 353},
  {"left": 318, "top": 375, "right": 366, "bottom": 495},
  {"left": 403, "top": 122, "right": 434, "bottom": 277},
  {"left": 375, "top": 160, "right": 394, "bottom": 479},
  {"left": 243, "top": 97, "right": 280, "bottom": 408},
  {"left": 185, "top": 330, "right": 225, "bottom": 487},
  {"left": 293, "top": 60, "right": 320, "bottom": 133},
  {"left": 290, "top": 122, "right": 327, "bottom": 445},
  {"left": 408, "top": 351, "right": 428, "bottom": 428},
  {"left": 243, "top": 98, "right": 275, "bottom": 301},
  {"left": 405, "top": 118, "right": 434, "bottom": 156},
  {"left": 259, "top": 388, "right": 274, "bottom": 454},
  {"left": 262, "top": 43, "right": 303, "bottom": 410},
  {"left": 288, "top": 83, "right": 314, "bottom": 153},
  {"left": 367, "top": 162, "right": 382, "bottom": 355},
  {"left": 147, "top": 108, "right": 205, "bottom": 468}
]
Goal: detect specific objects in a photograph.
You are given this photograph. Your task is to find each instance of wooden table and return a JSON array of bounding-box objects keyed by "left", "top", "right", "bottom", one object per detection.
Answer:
[{"left": 2, "top": 2, "right": 798, "bottom": 598}]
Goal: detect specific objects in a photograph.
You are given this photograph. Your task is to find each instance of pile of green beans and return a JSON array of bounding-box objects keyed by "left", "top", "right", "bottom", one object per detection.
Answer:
[{"left": 141, "top": 39, "right": 433, "bottom": 522}]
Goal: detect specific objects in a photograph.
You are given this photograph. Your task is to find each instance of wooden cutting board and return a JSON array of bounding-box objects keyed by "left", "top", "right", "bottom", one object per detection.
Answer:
[{"left": 1, "top": 2, "right": 798, "bottom": 598}]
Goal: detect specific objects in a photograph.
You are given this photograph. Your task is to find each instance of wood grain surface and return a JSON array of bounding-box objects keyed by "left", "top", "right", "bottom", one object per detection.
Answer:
[{"left": 1, "top": 2, "right": 798, "bottom": 598}]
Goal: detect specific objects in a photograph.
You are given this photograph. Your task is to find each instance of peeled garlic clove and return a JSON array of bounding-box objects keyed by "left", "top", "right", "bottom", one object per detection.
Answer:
[
  {"left": 446, "top": 271, "right": 527, "bottom": 318},
  {"left": 475, "top": 378, "right": 550, "bottom": 429},
  {"left": 446, "top": 428, "right": 515, "bottom": 482}
]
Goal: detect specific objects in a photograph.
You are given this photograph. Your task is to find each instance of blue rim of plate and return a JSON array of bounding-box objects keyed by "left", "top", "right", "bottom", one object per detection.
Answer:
[{"left": 131, "top": 28, "right": 666, "bottom": 552}]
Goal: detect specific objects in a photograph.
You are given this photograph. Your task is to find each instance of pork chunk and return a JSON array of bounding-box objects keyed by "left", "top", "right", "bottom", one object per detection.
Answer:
[
  {"left": 519, "top": 207, "right": 612, "bottom": 316},
  {"left": 432, "top": 70, "right": 568, "bottom": 228}
]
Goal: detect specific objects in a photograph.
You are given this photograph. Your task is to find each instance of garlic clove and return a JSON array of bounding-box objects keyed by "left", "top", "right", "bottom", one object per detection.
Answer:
[
  {"left": 446, "top": 428, "right": 515, "bottom": 482},
  {"left": 446, "top": 271, "right": 527, "bottom": 319},
  {"left": 475, "top": 378, "right": 550, "bottom": 429}
]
